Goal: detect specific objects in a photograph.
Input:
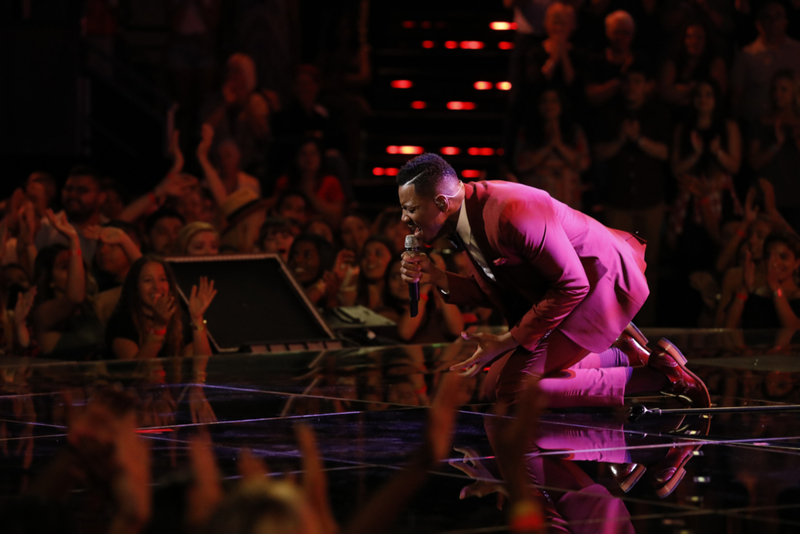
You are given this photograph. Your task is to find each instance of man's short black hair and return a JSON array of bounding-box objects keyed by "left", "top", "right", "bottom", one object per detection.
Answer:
[
  {"left": 395, "top": 153, "right": 459, "bottom": 196},
  {"left": 144, "top": 207, "right": 185, "bottom": 236}
]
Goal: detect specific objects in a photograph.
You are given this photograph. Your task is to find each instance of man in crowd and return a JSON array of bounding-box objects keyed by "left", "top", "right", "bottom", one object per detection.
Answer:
[{"left": 35, "top": 166, "right": 107, "bottom": 263}]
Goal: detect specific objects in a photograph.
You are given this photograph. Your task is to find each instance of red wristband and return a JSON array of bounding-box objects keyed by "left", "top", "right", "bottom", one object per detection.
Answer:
[
  {"left": 69, "top": 248, "right": 82, "bottom": 257},
  {"left": 774, "top": 288, "right": 784, "bottom": 298},
  {"left": 736, "top": 292, "right": 749, "bottom": 302},
  {"left": 150, "top": 326, "right": 167, "bottom": 336}
]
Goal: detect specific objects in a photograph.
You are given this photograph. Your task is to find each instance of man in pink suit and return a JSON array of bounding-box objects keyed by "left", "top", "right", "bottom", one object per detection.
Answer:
[{"left": 398, "top": 153, "right": 709, "bottom": 408}]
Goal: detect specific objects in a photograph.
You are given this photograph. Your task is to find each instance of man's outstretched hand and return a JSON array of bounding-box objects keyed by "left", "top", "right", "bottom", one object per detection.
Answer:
[{"left": 450, "top": 331, "right": 519, "bottom": 378}]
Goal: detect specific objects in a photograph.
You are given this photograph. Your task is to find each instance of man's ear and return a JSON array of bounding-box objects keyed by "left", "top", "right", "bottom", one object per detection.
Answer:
[{"left": 434, "top": 194, "right": 448, "bottom": 212}]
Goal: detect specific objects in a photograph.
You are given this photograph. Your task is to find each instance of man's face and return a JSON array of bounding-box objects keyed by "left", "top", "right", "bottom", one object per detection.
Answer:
[
  {"left": 398, "top": 184, "right": 447, "bottom": 244},
  {"left": 758, "top": 4, "right": 787, "bottom": 40},
  {"left": 62, "top": 175, "right": 104, "bottom": 222},
  {"left": 606, "top": 19, "right": 634, "bottom": 49},
  {"left": 149, "top": 217, "right": 184, "bottom": 255}
]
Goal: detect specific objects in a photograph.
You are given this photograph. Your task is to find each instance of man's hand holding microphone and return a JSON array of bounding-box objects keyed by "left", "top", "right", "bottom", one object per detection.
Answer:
[
  {"left": 401, "top": 235, "right": 519, "bottom": 378},
  {"left": 400, "top": 236, "right": 450, "bottom": 314}
]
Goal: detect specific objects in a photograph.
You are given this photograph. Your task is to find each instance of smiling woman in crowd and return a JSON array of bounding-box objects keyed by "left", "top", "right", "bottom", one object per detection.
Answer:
[{"left": 106, "top": 255, "right": 217, "bottom": 361}]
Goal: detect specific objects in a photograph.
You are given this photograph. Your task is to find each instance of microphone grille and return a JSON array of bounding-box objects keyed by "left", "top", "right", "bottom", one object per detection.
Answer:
[{"left": 405, "top": 235, "right": 419, "bottom": 249}]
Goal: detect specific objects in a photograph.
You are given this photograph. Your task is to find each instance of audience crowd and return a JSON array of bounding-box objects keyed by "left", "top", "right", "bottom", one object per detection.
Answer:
[
  {"left": 3, "top": 3, "right": 800, "bottom": 534},
  {"left": 1, "top": 1, "right": 800, "bottom": 366}
]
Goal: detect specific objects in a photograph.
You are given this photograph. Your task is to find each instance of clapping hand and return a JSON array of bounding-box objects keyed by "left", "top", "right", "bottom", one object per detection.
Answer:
[
  {"left": 168, "top": 129, "right": 184, "bottom": 174},
  {"left": 189, "top": 277, "right": 217, "bottom": 324},
  {"left": 46, "top": 209, "right": 79, "bottom": 243},
  {"left": 197, "top": 123, "right": 215, "bottom": 161},
  {"left": 152, "top": 293, "right": 177, "bottom": 327}
]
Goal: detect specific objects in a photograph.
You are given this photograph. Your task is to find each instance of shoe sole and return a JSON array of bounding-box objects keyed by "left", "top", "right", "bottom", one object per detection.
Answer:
[
  {"left": 655, "top": 465, "right": 688, "bottom": 498},
  {"left": 657, "top": 338, "right": 711, "bottom": 408},
  {"left": 619, "top": 464, "right": 647, "bottom": 493},
  {"left": 625, "top": 322, "right": 649, "bottom": 347}
]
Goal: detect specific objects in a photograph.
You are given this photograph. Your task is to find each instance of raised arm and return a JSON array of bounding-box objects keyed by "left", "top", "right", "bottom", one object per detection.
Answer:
[
  {"left": 118, "top": 131, "right": 188, "bottom": 222},
  {"left": 184, "top": 277, "right": 217, "bottom": 372},
  {"left": 196, "top": 123, "right": 229, "bottom": 208},
  {"left": 34, "top": 211, "right": 86, "bottom": 334}
]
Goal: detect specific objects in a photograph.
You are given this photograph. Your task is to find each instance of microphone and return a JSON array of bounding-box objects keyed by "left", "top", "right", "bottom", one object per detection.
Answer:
[{"left": 405, "top": 235, "right": 421, "bottom": 317}]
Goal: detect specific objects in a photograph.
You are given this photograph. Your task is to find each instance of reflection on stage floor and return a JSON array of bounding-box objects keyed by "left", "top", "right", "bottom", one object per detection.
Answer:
[{"left": 2, "top": 327, "right": 800, "bottom": 533}]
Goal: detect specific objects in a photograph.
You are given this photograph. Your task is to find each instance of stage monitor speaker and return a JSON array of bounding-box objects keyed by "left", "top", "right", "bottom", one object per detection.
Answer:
[{"left": 167, "top": 254, "right": 339, "bottom": 353}]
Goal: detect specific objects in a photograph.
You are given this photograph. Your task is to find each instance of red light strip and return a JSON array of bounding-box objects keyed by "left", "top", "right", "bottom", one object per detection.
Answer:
[
  {"left": 447, "top": 101, "right": 476, "bottom": 110},
  {"left": 391, "top": 79, "right": 413, "bottom": 89},
  {"left": 489, "top": 22, "right": 517, "bottom": 30}
]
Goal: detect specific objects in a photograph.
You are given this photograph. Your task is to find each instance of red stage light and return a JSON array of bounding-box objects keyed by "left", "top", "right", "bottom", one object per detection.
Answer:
[
  {"left": 496, "top": 81, "right": 512, "bottom": 90},
  {"left": 466, "top": 147, "right": 496, "bottom": 156},
  {"left": 385, "top": 168, "right": 399, "bottom": 176},
  {"left": 444, "top": 40, "right": 458, "bottom": 49},
  {"left": 497, "top": 148, "right": 505, "bottom": 156},
  {"left": 394, "top": 145, "right": 423, "bottom": 155},
  {"left": 386, "top": 146, "right": 399, "bottom": 154},
  {"left": 447, "top": 101, "right": 476, "bottom": 110},
  {"left": 411, "top": 101, "right": 427, "bottom": 109},
  {"left": 402, "top": 21, "right": 415, "bottom": 29},
  {"left": 422, "top": 40, "right": 435, "bottom": 48},
  {"left": 474, "top": 81, "right": 492, "bottom": 90},
  {"left": 490, "top": 21, "right": 517, "bottom": 30},
  {"left": 373, "top": 167, "right": 385, "bottom": 176},
  {"left": 498, "top": 41, "right": 514, "bottom": 50},
  {"left": 421, "top": 21, "right": 432, "bottom": 28},
  {"left": 460, "top": 41, "right": 484, "bottom": 49},
  {"left": 441, "top": 146, "right": 461, "bottom": 155},
  {"left": 467, "top": 147, "right": 496, "bottom": 156},
  {"left": 462, "top": 169, "right": 482, "bottom": 178},
  {"left": 391, "top": 79, "right": 413, "bottom": 89}
]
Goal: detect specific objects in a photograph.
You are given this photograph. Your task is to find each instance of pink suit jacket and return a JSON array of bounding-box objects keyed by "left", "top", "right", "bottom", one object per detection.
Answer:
[{"left": 444, "top": 181, "right": 649, "bottom": 353}]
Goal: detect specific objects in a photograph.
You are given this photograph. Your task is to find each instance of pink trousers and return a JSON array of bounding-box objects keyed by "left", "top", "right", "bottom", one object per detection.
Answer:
[{"left": 484, "top": 329, "right": 629, "bottom": 408}]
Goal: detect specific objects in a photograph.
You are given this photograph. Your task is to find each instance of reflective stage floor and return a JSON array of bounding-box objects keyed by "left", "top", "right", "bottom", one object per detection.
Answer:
[{"left": 2, "top": 327, "right": 800, "bottom": 533}]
